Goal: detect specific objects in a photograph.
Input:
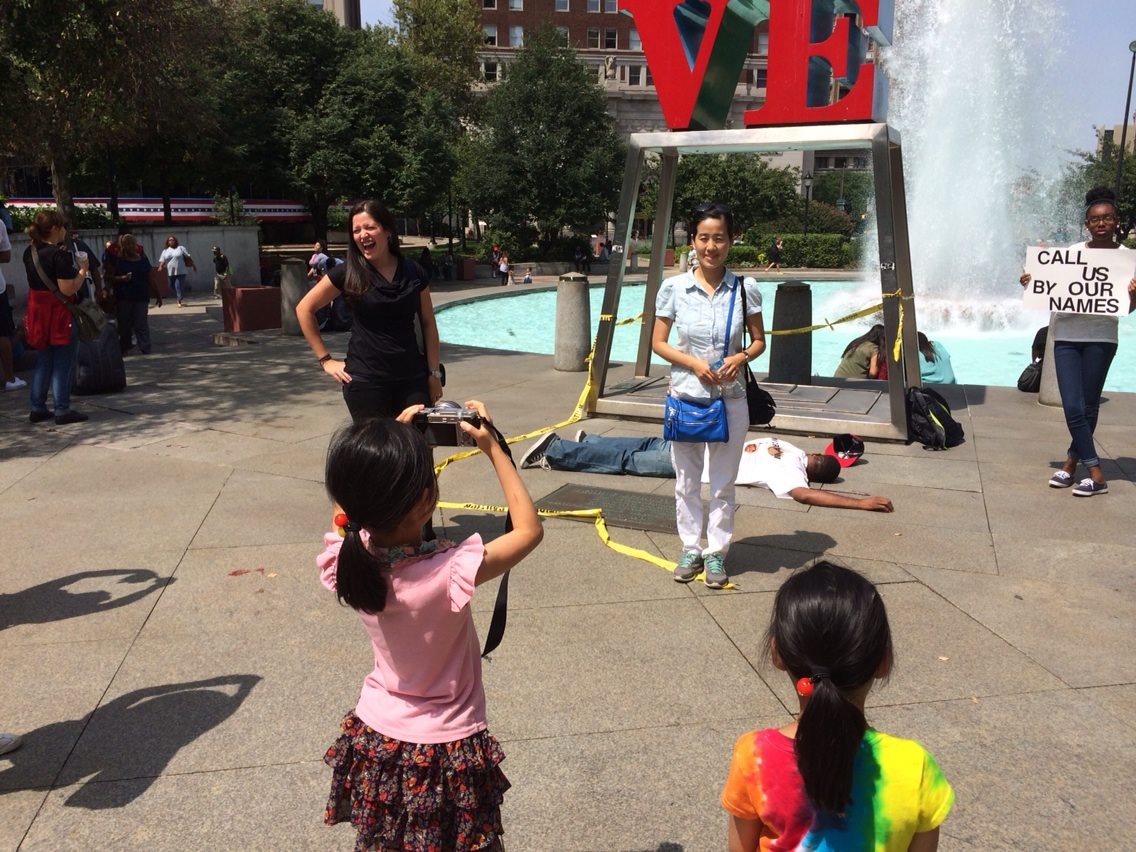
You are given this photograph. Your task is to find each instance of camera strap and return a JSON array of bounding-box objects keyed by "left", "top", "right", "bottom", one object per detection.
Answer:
[{"left": 480, "top": 421, "right": 514, "bottom": 659}]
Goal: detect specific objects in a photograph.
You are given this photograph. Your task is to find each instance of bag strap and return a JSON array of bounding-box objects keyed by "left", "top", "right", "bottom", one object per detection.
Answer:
[
  {"left": 738, "top": 278, "right": 758, "bottom": 382},
  {"left": 721, "top": 274, "right": 738, "bottom": 361},
  {"left": 29, "top": 245, "right": 74, "bottom": 309},
  {"left": 479, "top": 420, "right": 516, "bottom": 659}
]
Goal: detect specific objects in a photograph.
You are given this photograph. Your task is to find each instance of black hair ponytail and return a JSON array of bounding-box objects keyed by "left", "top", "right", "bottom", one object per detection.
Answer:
[
  {"left": 324, "top": 418, "right": 437, "bottom": 615},
  {"left": 766, "top": 561, "right": 893, "bottom": 813}
]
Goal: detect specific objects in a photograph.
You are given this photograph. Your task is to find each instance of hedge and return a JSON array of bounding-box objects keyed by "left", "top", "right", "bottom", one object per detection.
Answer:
[{"left": 10, "top": 204, "right": 116, "bottom": 231}]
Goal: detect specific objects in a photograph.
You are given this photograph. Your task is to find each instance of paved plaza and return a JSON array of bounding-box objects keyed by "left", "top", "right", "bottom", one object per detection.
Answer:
[{"left": 1, "top": 284, "right": 1134, "bottom": 851}]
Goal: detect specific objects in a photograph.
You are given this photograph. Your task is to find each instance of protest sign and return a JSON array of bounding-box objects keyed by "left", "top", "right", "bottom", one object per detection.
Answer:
[{"left": 1022, "top": 247, "right": 1135, "bottom": 316}]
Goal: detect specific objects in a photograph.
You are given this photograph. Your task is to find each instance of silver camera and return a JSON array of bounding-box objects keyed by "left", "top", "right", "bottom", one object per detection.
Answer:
[{"left": 412, "top": 401, "right": 483, "bottom": 447}]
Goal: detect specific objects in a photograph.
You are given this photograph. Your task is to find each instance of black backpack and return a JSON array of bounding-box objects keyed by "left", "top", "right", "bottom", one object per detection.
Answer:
[{"left": 906, "top": 386, "right": 964, "bottom": 450}]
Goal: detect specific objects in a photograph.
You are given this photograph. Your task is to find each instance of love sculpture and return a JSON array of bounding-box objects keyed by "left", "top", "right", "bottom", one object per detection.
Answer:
[{"left": 589, "top": 0, "right": 922, "bottom": 442}]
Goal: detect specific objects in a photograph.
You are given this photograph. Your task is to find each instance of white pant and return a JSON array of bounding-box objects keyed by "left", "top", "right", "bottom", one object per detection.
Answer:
[{"left": 670, "top": 395, "right": 750, "bottom": 555}]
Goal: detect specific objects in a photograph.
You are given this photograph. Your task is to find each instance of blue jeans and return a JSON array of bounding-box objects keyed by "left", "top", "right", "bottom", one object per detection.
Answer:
[
  {"left": 169, "top": 273, "right": 186, "bottom": 302},
  {"left": 1053, "top": 340, "right": 1117, "bottom": 469},
  {"left": 545, "top": 434, "right": 675, "bottom": 477},
  {"left": 30, "top": 325, "right": 79, "bottom": 415}
]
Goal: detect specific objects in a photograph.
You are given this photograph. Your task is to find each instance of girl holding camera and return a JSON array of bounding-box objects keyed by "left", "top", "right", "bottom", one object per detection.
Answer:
[
  {"left": 297, "top": 199, "right": 444, "bottom": 422},
  {"left": 317, "top": 401, "right": 542, "bottom": 851}
]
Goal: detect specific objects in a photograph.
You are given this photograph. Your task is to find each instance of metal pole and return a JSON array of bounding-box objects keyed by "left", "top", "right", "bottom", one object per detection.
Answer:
[
  {"left": 1115, "top": 41, "right": 1136, "bottom": 195},
  {"left": 802, "top": 172, "right": 812, "bottom": 268}
]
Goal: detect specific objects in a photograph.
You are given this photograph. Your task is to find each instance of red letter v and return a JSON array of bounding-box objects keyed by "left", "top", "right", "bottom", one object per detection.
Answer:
[{"left": 620, "top": 0, "right": 768, "bottom": 130}]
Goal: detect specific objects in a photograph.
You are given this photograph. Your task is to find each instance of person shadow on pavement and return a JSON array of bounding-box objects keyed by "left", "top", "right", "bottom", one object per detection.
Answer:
[
  {"left": 0, "top": 568, "right": 170, "bottom": 630},
  {"left": 0, "top": 674, "right": 261, "bottom": 808}
]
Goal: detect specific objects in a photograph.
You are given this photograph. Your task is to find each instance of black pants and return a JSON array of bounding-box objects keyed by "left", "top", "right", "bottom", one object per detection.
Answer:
[{"left": 341, "top": 375, "right": 430, "bottom": 423}]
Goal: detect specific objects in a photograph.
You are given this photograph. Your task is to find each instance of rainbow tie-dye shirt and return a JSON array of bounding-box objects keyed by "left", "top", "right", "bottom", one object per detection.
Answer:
[{"left": 721, "top": 728, "right": 954, "bottom": 851}]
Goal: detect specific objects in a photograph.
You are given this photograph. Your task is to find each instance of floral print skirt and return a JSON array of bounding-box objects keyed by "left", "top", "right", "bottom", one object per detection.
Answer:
[{"left": 324, "top": 711, "right": 510, "bottom": 851}]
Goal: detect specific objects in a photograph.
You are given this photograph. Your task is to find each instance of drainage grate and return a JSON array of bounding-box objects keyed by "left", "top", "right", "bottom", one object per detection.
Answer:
[{"left": 535, "top": 484, "right": 676, "bottom": 533}]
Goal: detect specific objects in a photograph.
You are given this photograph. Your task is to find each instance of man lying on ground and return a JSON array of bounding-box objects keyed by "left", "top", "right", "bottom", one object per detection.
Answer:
[{"left": 520, "top": 431, "right": 893, "bottom": 513}]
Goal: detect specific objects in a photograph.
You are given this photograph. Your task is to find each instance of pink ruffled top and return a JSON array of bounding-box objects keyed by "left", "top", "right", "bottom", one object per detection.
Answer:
[{"left": 318, "top": 531, "right": 487, "bottom": 744}]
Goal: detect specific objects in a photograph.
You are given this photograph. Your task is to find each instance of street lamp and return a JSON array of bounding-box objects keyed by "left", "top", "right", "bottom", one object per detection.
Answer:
[
  {"left": 1117, "top": 41, "right": 1136, "bottom": 197},
  {"left": 802, "top": 171, "right": 813, "bottom": 268}
]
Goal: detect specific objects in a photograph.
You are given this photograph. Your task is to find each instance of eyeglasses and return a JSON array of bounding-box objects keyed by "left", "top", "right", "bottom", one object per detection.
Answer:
[{"left": 1087, "top": 214, "right": 1118, "bottom": 225}]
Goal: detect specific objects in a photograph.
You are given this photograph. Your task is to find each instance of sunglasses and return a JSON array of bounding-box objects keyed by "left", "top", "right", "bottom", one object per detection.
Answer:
[{"left": 694, "top": 202, "right": 733, "bottom": 215}]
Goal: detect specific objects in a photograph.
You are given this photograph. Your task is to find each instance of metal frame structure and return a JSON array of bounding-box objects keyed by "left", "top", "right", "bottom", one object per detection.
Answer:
[{"left": 590, "top": 123, "right": 920, "bottom": 440}]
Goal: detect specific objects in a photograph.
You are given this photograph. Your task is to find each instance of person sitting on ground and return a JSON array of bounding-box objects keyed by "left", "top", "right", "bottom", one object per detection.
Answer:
[
  {"left": 308, "top": 241, "right": 330, "bottom": 282},
  {"left": 522, "top": 267, "right": 533, "bottom": 284},
  {"left": 917, "top": 331, "right": 956, "bottom": 384},
  {"left": 834, "top": 324, "right": 885, "bottom": 379},
  {"left": 520, "top": 431, "right": 893, "bottom": 512}
]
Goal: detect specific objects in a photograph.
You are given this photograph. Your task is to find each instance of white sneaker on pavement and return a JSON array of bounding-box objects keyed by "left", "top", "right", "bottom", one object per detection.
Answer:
[
  {"left": 4, "top": 377, "right": 27, "bottom": 391},
  {"left": 0, "top": 732, "right": 22, "bottom": 755}
]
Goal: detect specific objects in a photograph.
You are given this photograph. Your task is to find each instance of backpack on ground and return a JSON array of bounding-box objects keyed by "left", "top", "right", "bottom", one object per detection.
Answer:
[
  {"left": 906, "top": 386, "right": 964, "bottom": 449},
  {"left": 73, "top": 321, "right": 126, "bottom": 395}
]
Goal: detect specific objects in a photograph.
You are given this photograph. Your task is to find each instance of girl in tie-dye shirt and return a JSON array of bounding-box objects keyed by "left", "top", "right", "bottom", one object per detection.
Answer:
[{"left": 721, "top": 563, "right": 954, "bottom": 851}]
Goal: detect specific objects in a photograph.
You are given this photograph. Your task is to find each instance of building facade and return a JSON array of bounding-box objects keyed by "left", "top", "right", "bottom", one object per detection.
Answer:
[
  {"left": 311, "top": 0, "right": 361, "bottom": 29},
  {"left": 474, "top": 1, "right": 876, "bottom": 180}
]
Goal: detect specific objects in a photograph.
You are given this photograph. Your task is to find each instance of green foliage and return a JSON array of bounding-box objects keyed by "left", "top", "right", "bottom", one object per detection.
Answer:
[
  {"left": 741, "top": 231, "right": 851, "bottom": 268},
  {"left": 761, "top": 199, "right": 855, "bottom": 237},
  {"left": 10, "top": 205, "right": 114, "bottom": 231},
  {"left": 670, "top": 154, "right": 799, "bottom": 236},
  {"left": 212, "top": 193, "right": 254, "bottom": 226},
  {"left": 396, "top": 89, "right": 458, "bottom": 220},
  {"left": 810, "top": 170, "right": 873, "bottom": 218},
  {"left": 393, "top": 0, "right": 481, "bottom": 113},
  {"left": 465, "top": 27, "right": 624, "bottom": 247},
  {"left": 1058, "top": 137, "right": 1136, "bottom": 239}
]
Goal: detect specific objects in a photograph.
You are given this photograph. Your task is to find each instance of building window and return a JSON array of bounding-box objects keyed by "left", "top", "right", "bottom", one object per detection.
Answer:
[
  {"left": 757, "top": 32, "right": 769, "bottom": 55},
  {"left": 646, "top": 67, "right": 653, "bottom": 86},
  {"left": 508, "top": 0, "right": 522, "bottom": 8},
  {"left": 484, "top": 24, "right": 497, "bottom": 46},
  {"left": 555, "top": 0, "right": 569, "bottom": 9},
  {"left": 604, "top": 28, "right": 617, "bottom": 49},
  {"left": 483, "top": 61, "right": 498, "bottom": 82},
  {"left": 587, "top": 0, "right": 599, "bottom": 11},
  {"left": 587, "top": 27, "right": 599, "bottom": 49},
  {"left": 629, "top": 28, "right": 641, "bottom": 51},
  {"left": 604, "top": 0, "right": 616, "bottom": 10},
  {"left": 483, "top": 0, "right": 496, "bottom": 8},
  {"left": 509, "top": 25, "right": 523, "bottom": 47},
  {"left": 755, "top": 68, "right": 767, "bottom": 88},
  {"left": 628, "top": 65, "right": 641, "bottom": 86},
  {"left": 556, "top": 26, "right": 569, "bottom": 44}
]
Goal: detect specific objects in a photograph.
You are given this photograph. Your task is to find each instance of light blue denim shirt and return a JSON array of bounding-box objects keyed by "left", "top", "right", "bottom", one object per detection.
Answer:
[{"left": 655, "top": 270, "right": 762, "bottom": 401}]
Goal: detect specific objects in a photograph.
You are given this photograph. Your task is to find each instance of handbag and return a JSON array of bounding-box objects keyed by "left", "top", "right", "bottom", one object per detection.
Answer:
[
  {"left": 29, "top": 245, "right": 107, "bottom": 343},
  {"left": 662, "top": 279, "right": 738, "bottom": 443},
  {"left": 738, "top": 281, "right": 776, "bottom": 425},
  {"left": 1017, "top": 359, "right": 1042, "bottom": 393}
]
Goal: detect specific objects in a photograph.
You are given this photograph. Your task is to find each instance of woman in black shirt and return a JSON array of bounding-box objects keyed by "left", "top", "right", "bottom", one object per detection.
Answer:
[{"left": 297, "top": 200, "right": 443, "bottom": 421}]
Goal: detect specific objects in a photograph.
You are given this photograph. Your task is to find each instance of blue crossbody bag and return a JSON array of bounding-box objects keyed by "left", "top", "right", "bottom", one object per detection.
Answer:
[{"left": 663, "top": 279, "right": 737, "bottom": 443}]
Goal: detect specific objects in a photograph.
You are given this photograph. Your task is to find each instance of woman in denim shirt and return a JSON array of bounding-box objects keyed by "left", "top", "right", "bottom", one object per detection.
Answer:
[{"left": 652, "top": 203, "right": 765, "bottom": 589}]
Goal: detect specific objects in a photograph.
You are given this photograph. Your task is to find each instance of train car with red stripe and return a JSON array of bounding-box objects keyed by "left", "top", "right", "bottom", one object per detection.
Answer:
[{"left": 6, "top": 197, "right": 311, "bottom": 223}]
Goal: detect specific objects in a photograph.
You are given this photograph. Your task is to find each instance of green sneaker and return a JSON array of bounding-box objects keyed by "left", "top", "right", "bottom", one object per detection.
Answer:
[
  {"left": 673, "top": 550, "right": 703, "bottom": 583},
  {"left": 703, "top": 552, "right": 728, "bottom": 589}
]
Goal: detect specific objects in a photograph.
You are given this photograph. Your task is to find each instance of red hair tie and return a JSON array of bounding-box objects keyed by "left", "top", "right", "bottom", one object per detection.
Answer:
[{"left": 795, "top": 677, "right": 814, "bottom": 697}]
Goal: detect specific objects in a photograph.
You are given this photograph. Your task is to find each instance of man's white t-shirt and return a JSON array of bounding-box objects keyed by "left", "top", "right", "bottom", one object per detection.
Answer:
[{"left": 702, "top": 438, "right": 809, "bottom": 497}]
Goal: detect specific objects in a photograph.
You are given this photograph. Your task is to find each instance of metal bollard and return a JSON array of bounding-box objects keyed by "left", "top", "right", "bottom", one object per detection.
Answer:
[
  {"left": 555, "top": 272, "right": 591, "bottom": 372},
  {"left": 1038, "top": 314, "right": 1060, "bottom": 407},
  {"left": 279, "top": 258, "right": 307, "bottom": 336},
  {"left": 767, "top": 281, "right": 813, "bottom": 385}
]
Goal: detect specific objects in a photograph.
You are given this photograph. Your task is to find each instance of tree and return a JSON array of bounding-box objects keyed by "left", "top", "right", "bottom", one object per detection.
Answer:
[
  {"left": 811, "top": 169, "right": 873, "bottom": 220},
  {"left": 394, "top": 0, "right": 482, "bottom": 114},
  {"left": 466, "top": 26, "right": 624, "bottom": 247},
  {"left": 396, "top": 90, "right": 459, "bottom": 236},
  {"left": 0, "top": 0, "right": 224, "bottom": 221},
  {"left": 1059, "top": 136, "right": 1136, "bottom": 240},
  {"left": 670, "top": 154, "right": 799, "bottom": 241}
]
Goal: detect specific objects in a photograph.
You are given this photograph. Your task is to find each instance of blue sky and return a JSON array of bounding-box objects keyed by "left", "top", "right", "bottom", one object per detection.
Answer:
[{"left": 360, "top": 0, "right": 1134, "bottom": 152}]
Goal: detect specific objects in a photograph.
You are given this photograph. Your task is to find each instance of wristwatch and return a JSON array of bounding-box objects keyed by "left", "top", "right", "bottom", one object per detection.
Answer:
[
  {"left": 318, "top": 354, "right": 333, "bottom": 365},
  {"left": 429, "top": 367, "right": 444, "bottom": 379}
]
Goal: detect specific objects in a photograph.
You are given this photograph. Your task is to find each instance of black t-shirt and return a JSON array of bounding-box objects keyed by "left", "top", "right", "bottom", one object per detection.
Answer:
[
  {"left": 24, "top": 244, "right": 78, "bottom": 292},
  {"left": 213, "top": 253, "right": 229, "bottom": 274},
  {"left": 329, "top": 257, "right": 428, "bottom": 380}
]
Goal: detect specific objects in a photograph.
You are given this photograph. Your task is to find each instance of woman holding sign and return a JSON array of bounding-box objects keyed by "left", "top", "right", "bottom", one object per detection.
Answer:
[{"left": 1020, "top": 187, "right": 1136, "bottom": 497}]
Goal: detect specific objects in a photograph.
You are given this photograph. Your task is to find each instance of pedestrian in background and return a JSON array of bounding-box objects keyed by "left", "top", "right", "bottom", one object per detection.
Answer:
[
  {"left": 211, "top": 246, "right": 231, "bottom": 297},
  {"left": 158, "top": 235, "right": 195, "bottom": 307}
]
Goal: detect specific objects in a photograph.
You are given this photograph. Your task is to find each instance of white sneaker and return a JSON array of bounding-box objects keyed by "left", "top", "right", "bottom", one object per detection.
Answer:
[
  {"left": 4, "top": 377, "right": 27, "bottom": 391},
  {"left": 0, "top": 732, "right": 22, "bottom": 755}
]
